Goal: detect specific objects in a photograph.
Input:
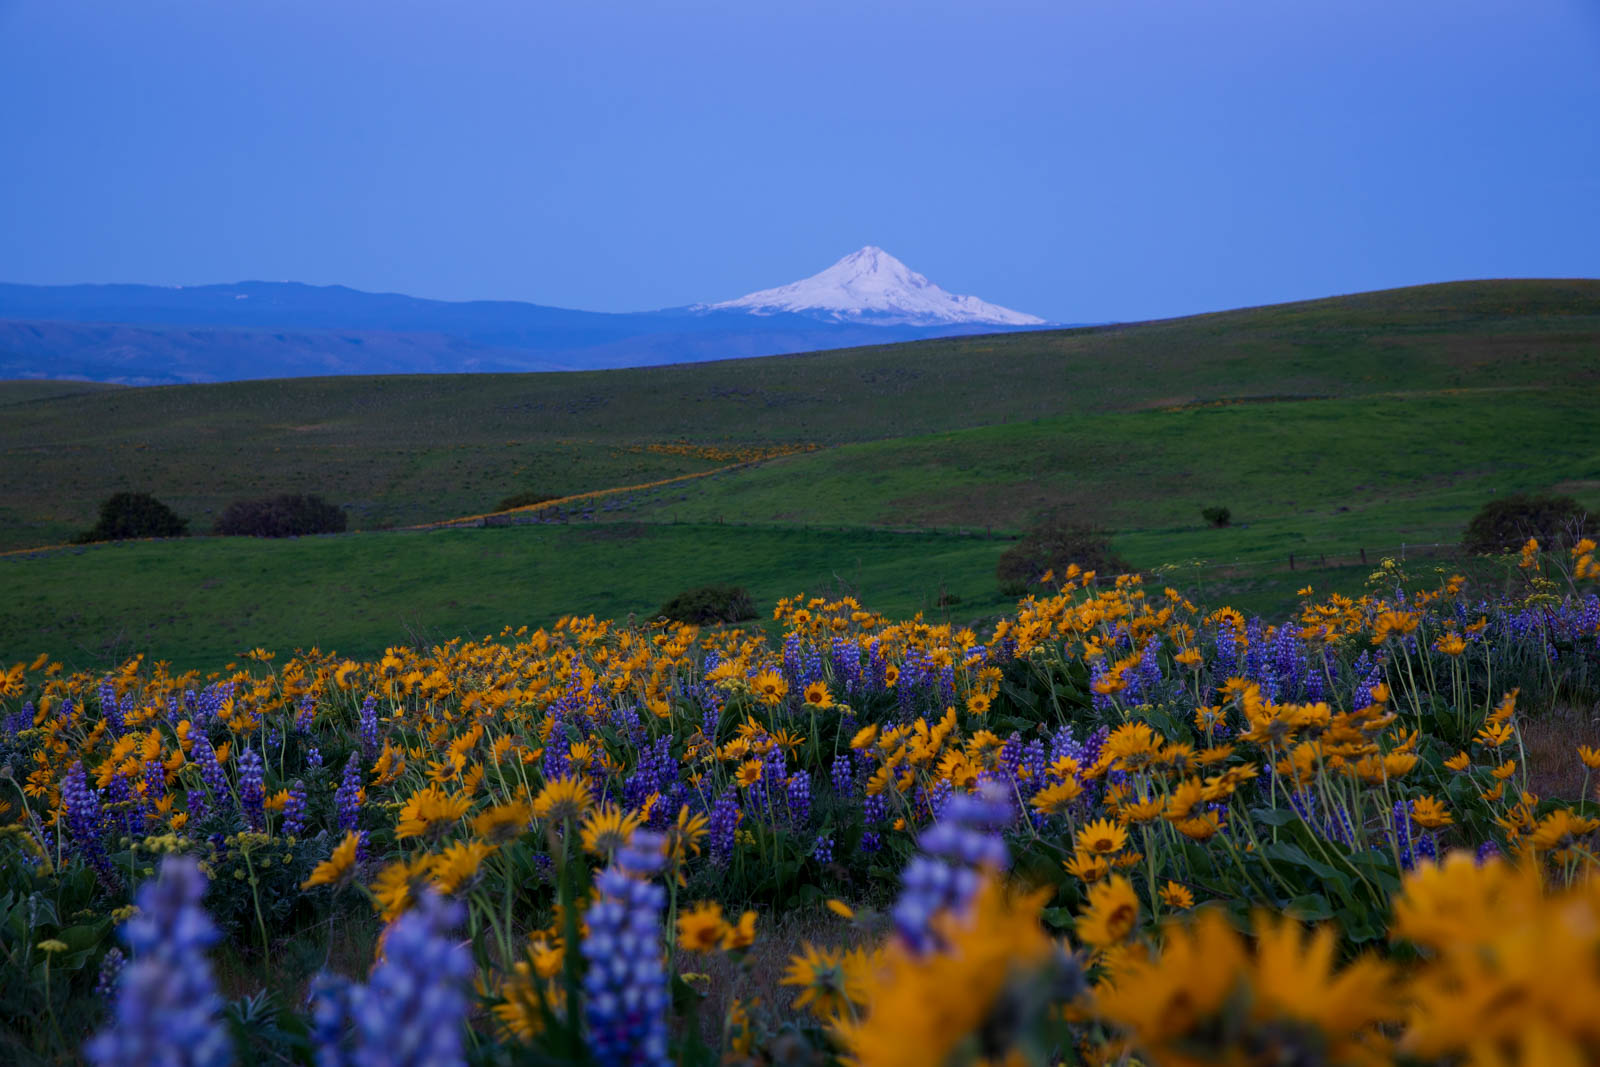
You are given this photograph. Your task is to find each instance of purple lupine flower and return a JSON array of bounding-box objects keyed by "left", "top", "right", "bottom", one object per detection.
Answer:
[
  {"left": 335, "top": 754, "right": 362, "bottom": 834},
  {"left": 62, "top": 761, "right": 119, "bottom": 889},
  {"left": 306, "top": 744, "right": 324, "bottom": 770},
  {"left": 830, "top": 752, "right": 854, "bottom": 797},
  {"left": 860, "top": 793, "right": 887, "bottom": 854},
  {"left": 105, "top": 772, "right": 141, "bottom": 839},
  {"left": 357, "top": 697, "right": 379, "bottom": 757},
  {"left": 99, "top": 678, "right": 123, "bottom": 737},
  {"left": 343, "top": 891, "right": 473, "bottom": 1067},
  {"left": 890, "top": 782, "right": 1012, "bottom": 954},
  {"left": 786, "top": 770, "right": 812, "bottom": 827},
  {"left": 295, "top": 695, "right": 314, "bottom": 735},
  {"left": 1213, "top": 620, "right": 1238, "bottom": 682},
  {"left": 282, "top": 780, "right": 308, "bottom": 838},
  {"left": 813, "top": 835, "right": 834, "bottom": 864},
  {"left": 191, "top": 732, "right": 230, "bottom": 814},
  {"left": 239, "top": 748, "right": 266, "bottom": 833},
  {"left": 709, "top": 789, "right": 740, "bottom": 867},
  {"left": 94, "top": 947, "right": 125, "bottom": 999},
  {"left": 1088, "top": 661, "right": 1115, "bottom": 713},
  {"left": 306, "top": 973, "right": 352, "bottom": 1067},
  {"left": 85, "top": 856, "right": 231, "bottom": 1067},
  {"left": 582, "top": 831, "right": 670, "bottom": 1067},
  {"left": 782, "top": 632, "right": 803, "bottom": 689}
]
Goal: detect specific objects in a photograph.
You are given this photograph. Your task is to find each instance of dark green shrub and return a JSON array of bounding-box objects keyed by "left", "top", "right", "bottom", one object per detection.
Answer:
[
  {"left": 495, "top": 491, "right": 559, "bottom": 512},
  {"left": 75, "top": 492, "right": 188, "bottom": 543},
  {"left": 996, "top": 514, "right": 1130, "bottom": 595},
  {"left": 214, "top": 494, "right": 347, "bottom": 538},
  {"left": 657, "top": 585, "right": 757, "bottom": 626},
  {"left": 1462, "top": 494, "right": 1594, "bottom": 555},
  {"left": 1202, "top": 506, "right": 1232, "bottom": 528}
]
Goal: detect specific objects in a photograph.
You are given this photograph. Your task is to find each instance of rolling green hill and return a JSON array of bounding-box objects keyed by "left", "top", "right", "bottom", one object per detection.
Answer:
[
  {"left": 3, "top": 279, "right": 1597, "bottom": 670},
  {"left": 4, "top": 279, "right": 1598, "bottom": 548}
]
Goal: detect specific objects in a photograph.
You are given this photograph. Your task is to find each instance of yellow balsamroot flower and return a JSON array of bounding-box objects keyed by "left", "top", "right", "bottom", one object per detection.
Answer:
[
  {"left": 1094, "top": 909, "right": 1397, "bottom": 1066},
  {"left": 1527, "top": 808, "right": 1600, "bottom": 853},
  {"left": 801, "top": 680, "right": 833, "bottom": 709},
  {"left": 676, "top": 901, "right": 728, "bottom": 953},
  {"left": 371, "top": 854, "right": 434, "bottom": 921},
  {"left": 394, "top": 784, "right": 473, "bottom": 840},
  {"left": 834, "top": 878, "right": 1056, "bottom": 1067},
  {"left": 1077, "top": 875, "right": 1140, "bottom": 951},
  {"left": 1444, "top": 750, "right": 1471, "bottom": 772},
  {"left": 1410, "top": 795, "right": 1454, "bottom": 829},
  {"left": 532, "top": 775, "right": 593, "bottom": 823},
  {"left": 751, "top": 669, "right": 788, "bottom": 706},
  {"left": 826, "top": 899, "right": 855, "bottom": 920},
  {"left": 735, "top": 759, "right": 763, "bottom": 788},
  {"left": 781, "top": 943, "right": 870, "bottom": 1020},
  {"left": 1029, "top": 779, "right": 1083, "bottom": 817},
  {"left": 1394, "top": 851, "right": 1600, "bottom": 1061},
  {"left": 1579, "top": 744, "right": 1600, "bottom": 769},
  {"left": 1063, "top": 851, "right": 1109, "bottom": 884},
  {"left": 1159, "top": 881, "right": 1194, "bottom": 910},
  {"left": 580, "top": 804, "right": 643, "bottom": 858},
  {"left": 1074, "top": 818, "right": 1128, "bottom": 857},
  {"left": 720, "top": 909, "right": 758, "bottom": 950},
  {"left": 429, "top": 840, "right": 496, "bottom": 894},
  {"left": 471, "top": 799, "right": 533, "bottom": 845},
  {"left": 301, "top": 830, "right": 362, "bottom": 890},
  {"left": 1175, "top": 812, "right": 1223, "bottom": 842}
]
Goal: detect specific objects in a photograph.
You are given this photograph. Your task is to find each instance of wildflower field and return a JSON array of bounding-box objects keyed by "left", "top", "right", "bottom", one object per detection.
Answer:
[{"left": 5, "top": 540, "right": 1600, "bottom": 1065}]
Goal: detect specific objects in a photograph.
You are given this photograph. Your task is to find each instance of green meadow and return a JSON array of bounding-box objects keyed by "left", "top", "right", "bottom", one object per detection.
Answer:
[{"left": 3, "top": 278, "right": 1597, "bottom": 670}]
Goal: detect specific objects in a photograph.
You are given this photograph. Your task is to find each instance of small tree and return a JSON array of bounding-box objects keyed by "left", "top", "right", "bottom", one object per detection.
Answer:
[
  {"left": 1463, "top": 494, "right": 1593, "bottom": 555},
  {"left": 1202, "top": 506, "right": 1232, "bottom": 528},
  {"left": 657, "top": 585, "right": 758, "bottom": 626},
  {"left": 214, "top": 494, "right": 348, "bottom": 538},
  {"left": 996, "top": 514, "right": 1130, "bottom": 596},
  {"left": 75, "top": 492, "right": 189, "bottom": 543}
]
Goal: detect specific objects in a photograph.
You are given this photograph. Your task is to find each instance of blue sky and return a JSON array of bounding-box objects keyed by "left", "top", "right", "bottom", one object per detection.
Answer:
[{"left": 1, "top": 0, "right": 1597, "bottom": 322}]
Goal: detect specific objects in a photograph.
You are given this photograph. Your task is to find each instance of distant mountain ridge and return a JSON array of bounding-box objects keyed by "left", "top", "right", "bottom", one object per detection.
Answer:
[{"left": 0, "top": 249, "right": 1053, "bottom": 384}]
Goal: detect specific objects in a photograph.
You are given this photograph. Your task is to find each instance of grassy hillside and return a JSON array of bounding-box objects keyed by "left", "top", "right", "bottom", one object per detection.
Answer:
[
  {"left": 3, "top": 279, "right": 1598, "bottom": 547},
  {"left": 2, "top": 279, "right": 1596, "bottom": 670},
  {"left": 0, "top": 524, "right": 1010, "bottom": 669},
  {"left": 617, "top": 387, "right": 1600, "bottom": 556}
]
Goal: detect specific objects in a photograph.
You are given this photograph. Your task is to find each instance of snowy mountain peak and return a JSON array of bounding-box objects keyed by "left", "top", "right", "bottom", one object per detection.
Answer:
[{"left": 704, "top": 247, "right": 1046, "bottom": 327}]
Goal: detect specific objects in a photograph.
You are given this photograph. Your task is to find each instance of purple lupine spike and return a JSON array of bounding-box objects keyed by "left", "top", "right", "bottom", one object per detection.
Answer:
[
  {"left": 282, "top": 780, "right": 308, "bottom": 838},
  {"left": 191, "top": 732, "right": 231, "bottom": 814},
  {"left": 62, "top": 761, "right": 120, "bottom": 889},
  {"left": 830, "top": 752, "right": 854, "bottom": 797},
  {"left": 295, "top": 695, "right": 314, "bottom": 734},
  {"left": 94, "top": 947, "right": 125, "bottom": 999},
  {"left": 708, "top": 789, "right": 740, "bottom": 868},
  {"left": 85, "top": 856, "right": 231, "bottom": 1067},
  {"left": 812, "top": 835, "right": 834, "bottom": 864},
  {"left": 890, "top": 781, "right": 1012, "bottom": 954},
  {"left": 335, "top": 754, "right": 362, "bottom": 834},
  {"left": 239, "top": 748, "right": 266, "bottom": 833},
  {"left": 582, "top": 831, "right": 670, "bottom": 1067},
  {"left": 357, "top": 696, "right": 379, "bottom": 757},
  {"left": 785, "top": 770, "right": 811, "bottom": 827},
  {"left": 341, "top": 891, "right": 472, "bottom": 1067}
]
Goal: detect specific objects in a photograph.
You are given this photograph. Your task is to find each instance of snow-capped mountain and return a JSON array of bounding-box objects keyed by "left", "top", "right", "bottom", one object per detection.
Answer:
[{"left": 703, "top": 246, "right": 1046, "bottom": 327}]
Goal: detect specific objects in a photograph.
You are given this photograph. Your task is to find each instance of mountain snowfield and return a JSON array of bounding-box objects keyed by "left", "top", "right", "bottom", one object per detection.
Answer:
[{"left": 704, "top": 246, "right": 1046, "bottom": 327}]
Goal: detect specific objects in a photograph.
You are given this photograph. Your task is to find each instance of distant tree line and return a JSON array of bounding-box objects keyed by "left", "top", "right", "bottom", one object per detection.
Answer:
[{"left": 74, "top": 492, "right": 347, "bottom": 543}]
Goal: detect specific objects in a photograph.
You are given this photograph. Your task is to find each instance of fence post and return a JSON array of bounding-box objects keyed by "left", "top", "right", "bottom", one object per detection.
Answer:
[
  {"left": 1289, "top": 553, "right": 1295, "bottom": 570},
  {"left": 1360, "top": 547, "right": 1367, "bottom": 565}
]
